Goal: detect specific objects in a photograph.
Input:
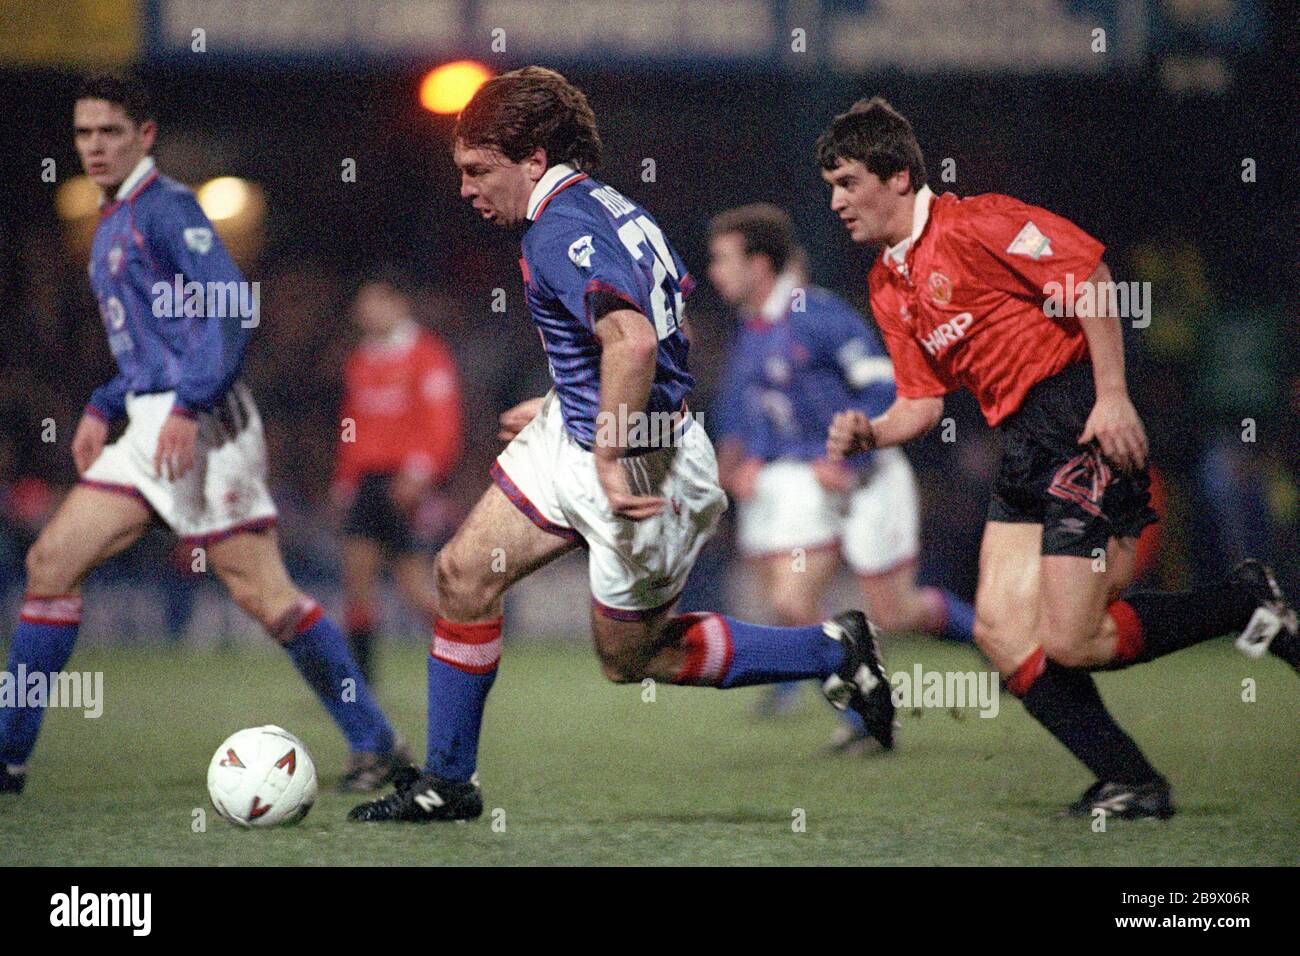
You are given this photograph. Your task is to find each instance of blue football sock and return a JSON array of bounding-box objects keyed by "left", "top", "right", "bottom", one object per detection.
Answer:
[
  {"left": 671, "top": 613, "right": 844, "bottom": 688},
  {"left": 1, "top": 596, "right": 83, "bottom": 767},
  {"left": 427, "top": 617, "right": 501, "bottom": 781},
  {"left": 934, "top": 588, "right": 976, "bottom": 643},
  {"left": 283, "top": 606, "right": 394, "bottom": 754},
  {"left": 426, "top": 656, "right": 496, "bottom": 782}
]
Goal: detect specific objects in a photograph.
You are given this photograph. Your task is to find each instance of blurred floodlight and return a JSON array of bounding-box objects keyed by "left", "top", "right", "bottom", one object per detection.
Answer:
[
  {"left": 420, "top": 60, "right": 492, "bottom": 115},
  {"left": 55, "top": 175, "right": 101, "bottom": 221},
  {"left": 197, "top": 176, "right": 253, "bottom": 220}
]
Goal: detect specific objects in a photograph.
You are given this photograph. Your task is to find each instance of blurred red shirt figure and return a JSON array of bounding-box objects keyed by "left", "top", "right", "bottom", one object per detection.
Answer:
[
  {"left": 333, "top": 279, "right": 462, "bottom": 682},
  {"left": 334, "top": 297, "right": 463, "bottom": 502}
]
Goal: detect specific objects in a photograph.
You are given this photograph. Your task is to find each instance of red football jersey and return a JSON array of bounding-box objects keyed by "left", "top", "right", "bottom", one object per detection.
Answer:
[
  {"left": 868, "top": 188, "right": 1105, "bottom": 426},
  {"left": 334, "top": 322, "right": 463, "bottom": 489}
]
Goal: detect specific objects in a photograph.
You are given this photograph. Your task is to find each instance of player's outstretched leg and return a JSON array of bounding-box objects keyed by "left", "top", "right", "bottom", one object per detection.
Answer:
[
  {"left": 1, "top": 486, "right": 151, "bottom": 795},
  {"left": 593, "top": 604, "right": 898, "bottom": 749},
  {"left": 350, "top": 483, "right": 578, "bottom": 823},
  {"left": 977, "top": 523, "right": 1174, "bottom": 819},
  {"left": 206, "top": 530, "right": 408, "bottom": 792},
  {"left": 1100, "top": 559, "right": 1298, "bottom": 674}
]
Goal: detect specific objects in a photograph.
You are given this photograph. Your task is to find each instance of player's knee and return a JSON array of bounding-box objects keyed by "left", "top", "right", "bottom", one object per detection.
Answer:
[
  {"left": 24, "top": 534, "right": 72, "bottom": 593},
  {"left": 434, "top": 549, "right": 495, "bottom": 620},
  {"left": 590, "top": 632, "right": 647, "bottom": 683}
]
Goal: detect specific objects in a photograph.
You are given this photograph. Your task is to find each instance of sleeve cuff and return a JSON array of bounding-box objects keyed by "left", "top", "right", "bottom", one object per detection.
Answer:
[
  {"left": 585, "top": 280, "right": 642, "bottom": 325},
  {"left": 169, "top": 403, "right": 197, "bottom": 419},
  {"left": 83, "top": 404, "right": 111, "bottom": 423}
]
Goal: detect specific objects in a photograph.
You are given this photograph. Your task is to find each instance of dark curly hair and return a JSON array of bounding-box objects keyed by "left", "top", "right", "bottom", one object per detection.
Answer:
[
  {"left": 455, "top": 66, "right": 602, "bottom": 170},
  {"left": 816, "top": 96, "right": 926, "bottom": 192}
]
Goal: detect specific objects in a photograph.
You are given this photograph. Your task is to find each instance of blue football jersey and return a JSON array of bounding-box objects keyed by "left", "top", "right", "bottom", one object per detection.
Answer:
[
  {"left": 519, "top": 165, "right": 695, "bottom": 448},
  {"left": 86, "top": 157, "right": 251, "bottom": 421},
  {"left": 713, "top": 281, "right": 896, "bottom": 464}
]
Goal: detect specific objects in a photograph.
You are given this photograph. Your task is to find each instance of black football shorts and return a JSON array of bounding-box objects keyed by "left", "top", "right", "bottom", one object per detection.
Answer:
[
  {"left": 342, "top": 472, "right": 420, "bottom": 556},
  {"left": 987, "top": 360, "right": 1157, "bottom": 557}
]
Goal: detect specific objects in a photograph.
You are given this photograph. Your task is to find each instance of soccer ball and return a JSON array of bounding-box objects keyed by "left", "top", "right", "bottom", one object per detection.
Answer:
[{"left": 206, "top": 725, "right": 318, "bottom": 828}]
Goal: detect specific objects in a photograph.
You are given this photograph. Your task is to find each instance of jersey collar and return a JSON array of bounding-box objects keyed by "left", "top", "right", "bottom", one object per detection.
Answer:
[
  {"left": 882, "top": 184, "right": 934, "bottom": 276},
  {"left": 100, "top": 156, "right": 158, "bottom": 213},
  {"left": 362, "top": 318, "right": 419, "bottom": 354},
  {"left": 526, "top": 163, "right": 588, "bottom": 221},
  {"left": 756, "top": 270, "right": 801, "bottom": 324}
]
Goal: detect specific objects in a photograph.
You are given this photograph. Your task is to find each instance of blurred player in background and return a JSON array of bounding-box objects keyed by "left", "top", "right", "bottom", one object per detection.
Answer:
[
  {"left": 333, "top": 277, "right": 463, "bottom": 684},
  {"left": 0, "top": 74, "right": 408, "bottom": 797},
  {"left": 350, "top": 67, "right": 895, "bottom": 823},
  {"left": 820, "top": 97, "right": 1298, "bottom": 818},
  {"left": 708, "top": 204, "right": 975, "bottom": 751}
]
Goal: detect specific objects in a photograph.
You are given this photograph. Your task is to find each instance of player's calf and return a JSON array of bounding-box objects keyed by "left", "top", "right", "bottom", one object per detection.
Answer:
[{"left": 1101, "top": 559, "right": 1296, "bottom": 671}]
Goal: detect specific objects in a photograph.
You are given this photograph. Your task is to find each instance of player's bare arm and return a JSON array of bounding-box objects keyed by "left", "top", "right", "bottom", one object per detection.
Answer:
[
  {"left": 826, "top": 396, "right": 943, "bottom": 460},
  {"left": 592, "top": 306, "right": 666, "bottom": 519},
  {"left": 1073, "top": 261, "right": 1148, "bottom": 472}
]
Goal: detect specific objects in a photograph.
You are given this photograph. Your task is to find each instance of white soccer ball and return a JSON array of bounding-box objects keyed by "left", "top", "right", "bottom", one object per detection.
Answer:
[{"left": 207, "top": 725, "right": 318, "bottom": 828}]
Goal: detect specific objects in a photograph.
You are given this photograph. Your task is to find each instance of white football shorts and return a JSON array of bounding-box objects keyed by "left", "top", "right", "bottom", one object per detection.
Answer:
[
  {"left": 735, "top": 447, "right": 920, "bottom": 577},
  {"left": 492, "top": 391, "right": 728, "bottom": 618},
  {"left": 81, "top": 383, "right": 279, "bottom": 545}
]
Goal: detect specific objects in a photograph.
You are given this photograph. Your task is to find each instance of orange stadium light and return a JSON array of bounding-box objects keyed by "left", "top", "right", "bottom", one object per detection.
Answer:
[{"left": 420, "top": 60, "right": 492, "bottom": 115}]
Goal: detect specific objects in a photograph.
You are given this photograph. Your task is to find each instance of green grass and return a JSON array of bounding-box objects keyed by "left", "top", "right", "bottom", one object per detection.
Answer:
[{"left": 1, "top": 637, "right": 1296, "bottom": 865}]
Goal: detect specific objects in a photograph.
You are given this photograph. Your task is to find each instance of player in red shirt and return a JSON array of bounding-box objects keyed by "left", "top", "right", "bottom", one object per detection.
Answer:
[
  {"left": 819, "top": 98, "right": 1298, "bottom": 819},
  {"left": 333, "top": 278, "right": 463, "bottom": 683}
]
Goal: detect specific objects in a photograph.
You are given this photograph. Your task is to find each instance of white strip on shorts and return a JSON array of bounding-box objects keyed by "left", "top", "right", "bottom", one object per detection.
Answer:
[
  {"left": 81, "top": 383, "right": 278, "bottom": 544},
  {"left": 735, "top": 448, "right": 920, "bottom": 576},
  {"left": 493, "top": 391, "right": 728, "bottom": 616}
]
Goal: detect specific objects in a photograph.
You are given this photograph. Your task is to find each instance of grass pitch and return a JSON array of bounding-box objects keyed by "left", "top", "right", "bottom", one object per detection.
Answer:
[{"left": 1, "top": 636, "right": 1296, "bottom": 866}]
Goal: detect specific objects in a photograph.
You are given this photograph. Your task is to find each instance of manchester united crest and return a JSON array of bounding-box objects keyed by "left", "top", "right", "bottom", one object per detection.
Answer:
[{"left": 928, "top": 271, "right": 953, "bottom": 305}]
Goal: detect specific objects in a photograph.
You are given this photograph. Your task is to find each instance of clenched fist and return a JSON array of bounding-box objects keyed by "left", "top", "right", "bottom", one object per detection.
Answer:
[{"left": 826, "top": 410, "right": 875, "bottom": 461}]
